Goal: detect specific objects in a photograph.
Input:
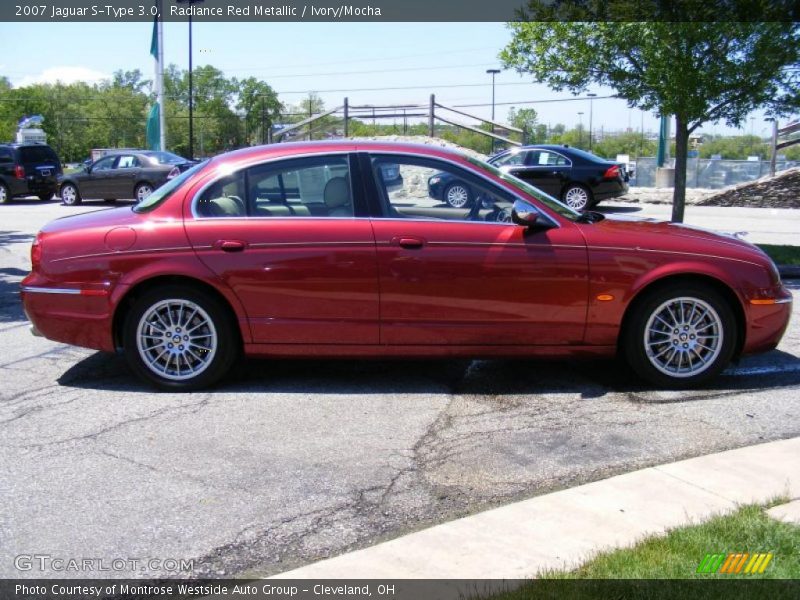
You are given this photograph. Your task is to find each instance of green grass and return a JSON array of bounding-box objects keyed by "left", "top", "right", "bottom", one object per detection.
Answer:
[
  {"left": 541, "top": 504, "right": 799, "bottom": 579},
  {"left": 485, "top": 504, "right": 800, "bottom": 600},
  {"left": 758, "top": 244, "right": 800, "bottom": 266}
]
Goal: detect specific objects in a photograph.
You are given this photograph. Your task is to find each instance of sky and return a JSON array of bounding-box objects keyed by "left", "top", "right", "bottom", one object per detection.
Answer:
[{"left": 0, "top": 21, "right": 778, "bottom": 138}]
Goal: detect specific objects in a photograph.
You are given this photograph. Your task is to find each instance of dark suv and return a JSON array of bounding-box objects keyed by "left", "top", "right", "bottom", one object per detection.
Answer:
[{"left": 0, "top": 143, "right": 62, "bottom": 203}]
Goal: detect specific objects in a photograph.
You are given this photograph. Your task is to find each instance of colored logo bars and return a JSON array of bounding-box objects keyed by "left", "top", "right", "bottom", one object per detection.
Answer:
[{"left": 697, "top": 552, "right": 774, "bottom": 574}]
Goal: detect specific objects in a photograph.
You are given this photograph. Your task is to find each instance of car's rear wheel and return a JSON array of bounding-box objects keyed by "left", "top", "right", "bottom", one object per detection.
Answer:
[
  {"left": 623, "top": 283, "right": 737, "bottom": 388},
  {"left": 444, "top": 182, "right": 472, "bottom": 208},
  {"left": 134, "top": 183, "right": 153, "bottom": 202},
  {"left": 60, "top": 183, "right": 81, "bottom": 206},
  {"left": 123, "top": 286, "right": 239, "bottom": 391},
  {"left": 0, "top": 182, "right": 9, "bottom": 204},
  {"left": 562, "top": 184, "right": 592, "bottom": 211}
]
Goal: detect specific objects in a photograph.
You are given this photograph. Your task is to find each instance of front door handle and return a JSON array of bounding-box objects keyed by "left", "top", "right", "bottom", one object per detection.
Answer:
[
  {"left": 216, "top": 240, "right": 247, "bottom": 252},
  {"left": 392, "top": 236, "right": 425, "bottom": 249}
]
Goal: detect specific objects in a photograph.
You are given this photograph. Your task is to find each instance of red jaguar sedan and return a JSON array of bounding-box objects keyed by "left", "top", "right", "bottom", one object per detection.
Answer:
[{"left": 21, "top": 141, "right": 792, "bottom": 390}]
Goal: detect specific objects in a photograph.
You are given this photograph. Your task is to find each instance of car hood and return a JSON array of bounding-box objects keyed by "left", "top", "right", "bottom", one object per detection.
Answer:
[{"left": 580, "top": 213, "right": 769, "bottom": 262}]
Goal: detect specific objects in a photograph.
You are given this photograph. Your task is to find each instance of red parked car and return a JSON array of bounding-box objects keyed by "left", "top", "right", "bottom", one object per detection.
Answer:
[{"left": 21, "top": 141, "right": 792, "bottom": 390}]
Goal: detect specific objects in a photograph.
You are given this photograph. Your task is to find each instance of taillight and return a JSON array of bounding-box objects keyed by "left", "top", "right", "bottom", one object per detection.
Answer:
[
  {"left": 14, "top": 164, "right": 25, "bottom": 179},
  {"left": 167, "top": 167, "right": 180, "bottom": 179},
  {"left": 31, "top": 235, "right": 42, "bottom": 270},
  {"left": 603, "top": 165, "right": 620, "bottom": 179}
]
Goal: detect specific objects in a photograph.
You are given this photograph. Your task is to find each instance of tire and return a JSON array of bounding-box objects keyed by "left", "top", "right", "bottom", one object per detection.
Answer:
[
  {"left": 562, "top": 184, "right": 592, "bottom": 211},
  {"left": 134, "top": 182, "right": 153, "bottom": 202},
  {"left": 38, "top": 190, "right": 55, "bottom": 202},
  {"left": 60, "top": 183, "right": 82, "bottom": 206},
  {"left": 123, "top": 286, "right": 240, "bottom": 391},
  {"left": 443, "top": 182, "right": 472, "bottom": 209},
  {"left": 0, "top": 182, "right": 9, "bottom": 204},
  {"left": 623, "top": 283, "right": 737, "bottom": 388}
]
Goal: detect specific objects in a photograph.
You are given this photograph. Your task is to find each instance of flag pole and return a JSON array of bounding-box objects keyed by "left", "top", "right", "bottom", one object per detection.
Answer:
[{"left": 156, "top": 0, "right": 166, "bottom": 151}]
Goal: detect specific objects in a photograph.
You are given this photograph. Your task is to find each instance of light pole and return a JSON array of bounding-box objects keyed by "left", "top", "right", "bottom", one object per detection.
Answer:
[
  {"left": 486, "top": 69, "right": 500, "bottom": 152},
  {"left": 577, "top": 111, "right": 584, "bottom": 147},
  {"left": 176, "top": 0, "right": 205, "bottom": 159},
  {"left": 587, "top": 93, "right": 597, "bottom": 152}
]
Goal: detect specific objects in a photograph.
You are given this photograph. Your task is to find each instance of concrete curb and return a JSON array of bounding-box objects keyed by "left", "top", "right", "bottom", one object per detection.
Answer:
[{"left": 272, "top": 438, "right": 800, "bottom": 579}]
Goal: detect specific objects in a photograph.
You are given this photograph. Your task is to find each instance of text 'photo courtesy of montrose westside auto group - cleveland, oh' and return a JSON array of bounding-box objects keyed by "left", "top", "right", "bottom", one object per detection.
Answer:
[{"left": 1, "top": 1, "right": 800, "bottom": 600}]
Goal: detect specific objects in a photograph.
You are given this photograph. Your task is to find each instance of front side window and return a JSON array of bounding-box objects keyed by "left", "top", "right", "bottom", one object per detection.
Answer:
[
  {"left": 92, "top": 156, "right": 116, "bottom": 171},
  {"left": 370, "top": 154, "right": 515, "bottom": 224}
]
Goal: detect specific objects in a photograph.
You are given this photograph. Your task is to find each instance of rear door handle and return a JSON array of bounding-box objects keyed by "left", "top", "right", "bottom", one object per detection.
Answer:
[
  {"left": 392, "top": 236, "right": 426, "bottom": 249},
  {"left": 216, "top": 240, "right": 247, "bottom": 252}
]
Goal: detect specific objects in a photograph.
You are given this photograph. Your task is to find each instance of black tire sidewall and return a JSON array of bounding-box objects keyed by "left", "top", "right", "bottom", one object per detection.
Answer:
[
  {"left": 123, "top": 286, "right": 239, "bottom": 391},
  {"left": 624, "top": 284, "right": 737, "bottom": 388}
]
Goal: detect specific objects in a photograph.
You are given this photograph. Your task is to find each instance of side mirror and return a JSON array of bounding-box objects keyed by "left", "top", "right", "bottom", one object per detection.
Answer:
[
  {"left": 83, "top": 165, "right": 90, "bottom": 173},
  {"left": 511, "top": 199, "right": 539, "bottom": 226}
]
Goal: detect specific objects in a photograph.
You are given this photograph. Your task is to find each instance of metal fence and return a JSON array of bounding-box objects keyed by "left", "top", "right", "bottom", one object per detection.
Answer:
[{"left": 632, "top": 157, "right": 799, "bottom": 189}]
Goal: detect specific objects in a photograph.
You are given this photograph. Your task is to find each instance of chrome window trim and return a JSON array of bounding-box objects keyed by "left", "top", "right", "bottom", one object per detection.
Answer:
[{"left": 188, "top": 149, "right": 562, "bottom": 229}]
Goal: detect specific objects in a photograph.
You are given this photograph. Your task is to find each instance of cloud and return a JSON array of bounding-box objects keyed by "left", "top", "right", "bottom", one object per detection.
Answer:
[{"left": 15, "top": 66, "right": 109, "bottom": 88}]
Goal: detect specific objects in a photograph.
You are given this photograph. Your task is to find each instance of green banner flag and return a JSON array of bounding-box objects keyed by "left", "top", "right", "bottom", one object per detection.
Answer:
[
  {"left": 150, "top": 14, "right": 158, "bottom": 60},
  {"left": 146, "top": 103, "right": 160, "bottom": 151}
]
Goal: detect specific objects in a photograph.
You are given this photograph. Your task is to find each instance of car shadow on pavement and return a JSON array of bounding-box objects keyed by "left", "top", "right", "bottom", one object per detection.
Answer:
[
  {"left": 57, "top": 348, "right": 800, "bottom": 401},
  {"left": 0, "top": 267, "right": 29, "bottom": 323}
]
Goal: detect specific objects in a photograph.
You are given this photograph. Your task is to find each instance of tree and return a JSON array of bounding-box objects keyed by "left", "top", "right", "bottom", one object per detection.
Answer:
[
  {"left": 236, "top": 77, "right": 282, "bottom": 145},
  {"left": 507, "top": 107, "right": 540, "bottom": 141},
  {"left": 501, "top": 18, "right": 800, "bottom": 221}
]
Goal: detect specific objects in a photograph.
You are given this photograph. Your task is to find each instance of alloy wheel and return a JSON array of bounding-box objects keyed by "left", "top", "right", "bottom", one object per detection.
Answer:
[
  {"left": 564, "top": 186, "right": 590, "bottom": 210},
  {"left": 135, "top": 299, "right": 218, "bottom": 381},
  {"left": 643, "top": 297, "right": 723, "bottom": 378}
]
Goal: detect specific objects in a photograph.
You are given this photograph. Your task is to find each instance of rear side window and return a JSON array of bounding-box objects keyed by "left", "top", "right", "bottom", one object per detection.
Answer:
[
  {"left": 19, "top": 146, "right": 58, "bottom": 163},
  {"left": 0, "top": 147, "right": 13, "bottom": 163}
]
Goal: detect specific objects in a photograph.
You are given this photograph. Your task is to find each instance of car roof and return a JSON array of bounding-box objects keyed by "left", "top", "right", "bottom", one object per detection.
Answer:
[
  {"left": 1, "top": 142, "right": 54, "bottom": 148},
  {"left": 211, "top": 140, "right": 472, "bottom": 168}
]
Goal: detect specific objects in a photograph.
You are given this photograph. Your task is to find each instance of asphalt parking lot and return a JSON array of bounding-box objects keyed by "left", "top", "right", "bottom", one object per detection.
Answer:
[{"left": 1, "top": 198, "right": 799, "bottom": 579}]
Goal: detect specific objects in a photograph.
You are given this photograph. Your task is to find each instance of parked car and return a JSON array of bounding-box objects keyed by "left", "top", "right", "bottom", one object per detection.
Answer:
[
  {"left": 429, "top": 145, "right": 629, "bottom": 211},
  {"left": 0, "top": 142, "right": 62, "bottom": 203},
  {"left": 58, "top": 151, "right": 194, "bottom": 205},
  {"left": 22, "top": 141, "right": 791, "bottom": 391}
]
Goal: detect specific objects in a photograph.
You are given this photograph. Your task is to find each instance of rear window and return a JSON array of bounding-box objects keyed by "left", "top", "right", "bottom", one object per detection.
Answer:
[{"left": 19, "top": 146, "right": 58, "bottom": 164}]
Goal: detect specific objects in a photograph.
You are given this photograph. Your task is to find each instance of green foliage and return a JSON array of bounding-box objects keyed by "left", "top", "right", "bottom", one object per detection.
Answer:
[
  {"left": 593, "top": 131, "right": 657, "bottom": 159},
  {"left": 697, "top": 134, "right": 769, "bottom": 160},
  {"left": 501, "top": 19, "right": 800, "bottom": 221},
  {"left": 0, "top": 66, "right": 282, "bottom": 161}
]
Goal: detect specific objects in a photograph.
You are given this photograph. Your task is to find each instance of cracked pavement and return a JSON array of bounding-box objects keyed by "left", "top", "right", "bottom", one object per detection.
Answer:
[{"left": 1, "top": 199, "right": 799, "bottom": 579}]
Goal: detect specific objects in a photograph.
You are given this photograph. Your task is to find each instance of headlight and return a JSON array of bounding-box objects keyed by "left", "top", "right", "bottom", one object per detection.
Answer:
[{"left": 429, "top": 176, "right": 441, "bottom": 185}]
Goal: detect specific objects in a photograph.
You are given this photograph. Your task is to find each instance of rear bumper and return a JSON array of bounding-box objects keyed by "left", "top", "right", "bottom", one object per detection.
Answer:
[{"left": 21, "top": 281, "right": 116, "bottom": 352}]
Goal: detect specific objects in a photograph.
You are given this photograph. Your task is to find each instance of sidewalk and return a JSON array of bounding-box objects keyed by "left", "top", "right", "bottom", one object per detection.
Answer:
[{"left": 272, "top": 437, "right": 800, "bottom": 579}]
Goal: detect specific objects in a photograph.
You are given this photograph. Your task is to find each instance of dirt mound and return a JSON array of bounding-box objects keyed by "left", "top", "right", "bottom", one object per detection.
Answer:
[{"left": 698, "top": 167, "right": 800, "bottom": 208}]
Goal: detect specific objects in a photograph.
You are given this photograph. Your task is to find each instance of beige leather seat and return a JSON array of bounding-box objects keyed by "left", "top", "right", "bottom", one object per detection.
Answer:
[
  {"left": 323, "top": 177, "right": 352, "bottom": 217},
  {"left": 204, "top": 195, "right": 245, "bottom": 217}
]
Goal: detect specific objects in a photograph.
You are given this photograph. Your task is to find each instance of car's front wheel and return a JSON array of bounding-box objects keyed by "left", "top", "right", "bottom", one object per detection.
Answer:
[
  {"left": 134, "top": 183, "right": 153, "bottom": 202},
  {"left": 60, "top": 183, "right": 81, "bottom": 206},
  {"left": 123, "top": 286, "right": 240, "bottom": 391},
  {"left": 0, "top": 182, "right": 9, "bottom": 204},
  {"left": 562, "top": 184, "right": 593, "bottom": 211},
  {"left": 623, "top": 283, "right": 737, "bottom": 388}
]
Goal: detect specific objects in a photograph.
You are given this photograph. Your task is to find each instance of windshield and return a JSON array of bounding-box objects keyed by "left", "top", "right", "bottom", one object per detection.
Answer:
[
  {"left": 133, "top": 160, "right": 207, "bottom": 213},
  {"left": 148, "top": 151, "right": 188, "bottom": 165},
  {"left": 463, "top": 155, "right": 581, "bottom": 222}
]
